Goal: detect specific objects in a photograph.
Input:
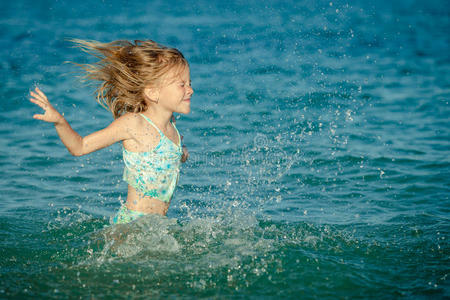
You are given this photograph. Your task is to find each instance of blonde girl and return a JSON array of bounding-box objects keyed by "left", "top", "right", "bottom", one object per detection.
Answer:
[{"left": 29, "top": 39, "right": 193, "bottom": 224}]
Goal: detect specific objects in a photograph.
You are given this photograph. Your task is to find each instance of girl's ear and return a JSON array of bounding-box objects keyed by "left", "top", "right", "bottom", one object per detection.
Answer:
[{"left": 143, "top": 87, "right": 159, "bottom": 103}]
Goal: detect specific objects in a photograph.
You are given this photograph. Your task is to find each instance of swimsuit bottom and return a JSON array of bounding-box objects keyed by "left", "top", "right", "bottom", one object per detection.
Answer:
[{"left": 112, "top": 205, "right": 146, "bottom": 224}]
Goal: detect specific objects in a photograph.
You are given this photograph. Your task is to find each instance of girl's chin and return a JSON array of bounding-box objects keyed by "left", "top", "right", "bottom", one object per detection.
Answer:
[
  {"left": 176, "top": 107, "right": 190, "bottom": 114},
  {"left": 174, "top": 101, "right": 191, "bottom": 114}
]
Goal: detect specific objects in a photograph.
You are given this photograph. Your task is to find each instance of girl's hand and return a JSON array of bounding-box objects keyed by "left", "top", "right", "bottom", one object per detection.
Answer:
[
  {"left": 29, "top": 87, "right": 64, "bottom": 124},
  {"left": 181, "top": 145, "right": 189, "bottom": 163},
  {"left": 180, "top": 134, "right": 188, "bottom": 163}
]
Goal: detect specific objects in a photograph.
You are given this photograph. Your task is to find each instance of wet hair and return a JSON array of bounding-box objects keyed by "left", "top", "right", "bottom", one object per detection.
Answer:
[{"left": 70, "top": 39, "right": 188, "bottom": 119}]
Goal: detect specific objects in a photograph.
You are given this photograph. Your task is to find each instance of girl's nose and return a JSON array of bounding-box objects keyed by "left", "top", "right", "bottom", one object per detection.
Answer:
[{"left": 187, "top": 85, "right": 194, "bottom": 96}]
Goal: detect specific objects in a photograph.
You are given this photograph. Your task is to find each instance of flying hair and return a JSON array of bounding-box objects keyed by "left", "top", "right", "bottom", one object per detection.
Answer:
[{"left": 69, "top": 39, "right": 188, "bottom": 119}]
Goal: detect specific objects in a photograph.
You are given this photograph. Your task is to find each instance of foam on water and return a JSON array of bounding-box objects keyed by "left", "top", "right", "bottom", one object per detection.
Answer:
[{"left": 13, "top": 200, "right": 441, "bottom": 298}]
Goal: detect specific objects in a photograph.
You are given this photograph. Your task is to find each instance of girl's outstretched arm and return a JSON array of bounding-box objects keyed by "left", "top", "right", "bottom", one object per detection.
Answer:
[{"left": 30, "top": 87, "right": 131, "bottom": 156}]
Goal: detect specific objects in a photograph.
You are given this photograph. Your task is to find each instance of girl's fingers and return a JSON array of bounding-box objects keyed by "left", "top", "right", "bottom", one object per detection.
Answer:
[
  {"left": 33, "top": 89, "right": 48, "bottom": 103},
  {"left": 30, "top": 88, "right": 48, "bottom": 104},
  {"left": 29, "top": 92, "right": 43, "bottom": 102},
  {"left": 35, "top": 87, "right": 47, "bottom": 100},
  {"left": 30, "top": 91, "right": 45, "bottom": 103},
  {"left": 29, "top": 96, "right": 43, "bottom": 107},
  {"left": 29, "top": 96, "right": 47, "bottom": 109},
  {"left": 33, "top": 114, "right": 44, "bottom": 120},
  {"left": 30, "top": 90, "right": 52, "bottom": 109},
  {"left": 30, "top": 91, "right": 38, "bottom": 98}
]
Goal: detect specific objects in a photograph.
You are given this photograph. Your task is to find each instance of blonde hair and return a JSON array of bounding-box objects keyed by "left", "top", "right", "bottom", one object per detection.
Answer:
[{"left": 70, "top": 39, "right": 188, "bottom": 119}]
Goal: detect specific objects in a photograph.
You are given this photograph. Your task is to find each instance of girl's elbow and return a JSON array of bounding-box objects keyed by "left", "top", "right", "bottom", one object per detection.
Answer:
[
  {"left": 72, "top": 138, "right": 90, "bottom": 156},
  {"left": 70, "top": 142, "right": 86, "bottom": 156},
  {"left": 70, "top": 148, "right": 84, "bottom": 157}
]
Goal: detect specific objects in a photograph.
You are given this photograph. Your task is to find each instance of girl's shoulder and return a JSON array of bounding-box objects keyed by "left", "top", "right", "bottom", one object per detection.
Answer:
[
  {"left": 108, "top": 112, "right": 146, "bottom": 135},
  {"left": 115, "top": 112, "right": 159, "bottom": 136},
  {"left": 114, "top": 112, "right": 142, "bottom": 126},
  {"left": 119, "top": 112, "right": 161, "bottom": 151}
]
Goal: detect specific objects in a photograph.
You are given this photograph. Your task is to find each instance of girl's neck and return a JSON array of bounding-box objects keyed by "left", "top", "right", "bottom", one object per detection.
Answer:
[{"left": 142, "top": 106, "right": 173, "bottom": 131}]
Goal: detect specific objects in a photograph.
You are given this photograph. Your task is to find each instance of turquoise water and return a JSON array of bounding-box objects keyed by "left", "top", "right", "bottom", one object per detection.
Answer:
[{"left": 1, "top": 0, "right": 449, "bottom": 298}]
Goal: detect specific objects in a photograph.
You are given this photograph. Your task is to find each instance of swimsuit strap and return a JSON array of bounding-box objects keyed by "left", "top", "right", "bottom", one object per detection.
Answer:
[
  {"left": 140, "top": 114, "right": 181, "bottom": 147},
  {"left": 140, "top": 114, "right": 163, "bottom": 135}
]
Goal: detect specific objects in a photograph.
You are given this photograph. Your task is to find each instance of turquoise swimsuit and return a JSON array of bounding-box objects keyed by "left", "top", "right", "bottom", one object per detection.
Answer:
[{"left": 112, "top": 114, "right": 183, "bottom": 224}]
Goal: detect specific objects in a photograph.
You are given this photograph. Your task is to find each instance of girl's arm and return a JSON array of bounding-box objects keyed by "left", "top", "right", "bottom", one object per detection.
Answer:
[
  {"left": 30, "top": 87, "right": 131, "bottom": 156},
  {"left": 172, "top": 114, "right": 189, "bottom": 163},
  {"left": 181, "top": 145, "right": 189, "bottom": 163}
]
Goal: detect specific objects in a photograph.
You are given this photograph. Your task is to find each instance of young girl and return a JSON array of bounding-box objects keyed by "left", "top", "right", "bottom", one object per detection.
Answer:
[{"left": 29, "top": 39, "right": 193, "bottom": 224}]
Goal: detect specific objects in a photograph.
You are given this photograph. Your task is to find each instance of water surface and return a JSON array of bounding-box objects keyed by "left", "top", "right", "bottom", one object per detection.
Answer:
[{"left": 0, "top": 0, "right": 449, "bottom": 298}]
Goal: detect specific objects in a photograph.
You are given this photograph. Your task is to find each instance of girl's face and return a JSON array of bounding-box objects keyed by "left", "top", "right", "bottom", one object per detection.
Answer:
[{"left": 158, "top": 65, "right": 193, "bottom": 114}]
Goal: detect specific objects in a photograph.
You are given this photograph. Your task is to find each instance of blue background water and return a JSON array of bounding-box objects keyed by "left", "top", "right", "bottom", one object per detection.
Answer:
[{"left": 1, "top": 0, "right": 449, "bottom": 298}]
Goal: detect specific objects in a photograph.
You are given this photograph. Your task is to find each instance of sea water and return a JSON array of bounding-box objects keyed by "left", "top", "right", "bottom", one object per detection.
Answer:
[{"left": 0, "top": 0, "right": 449, "bottom": 298}]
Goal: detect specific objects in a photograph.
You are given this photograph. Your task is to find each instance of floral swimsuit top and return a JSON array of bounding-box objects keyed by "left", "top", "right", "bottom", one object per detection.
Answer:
[{"left": 123, "top": 114, "right": 182, "bottom": 203}]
